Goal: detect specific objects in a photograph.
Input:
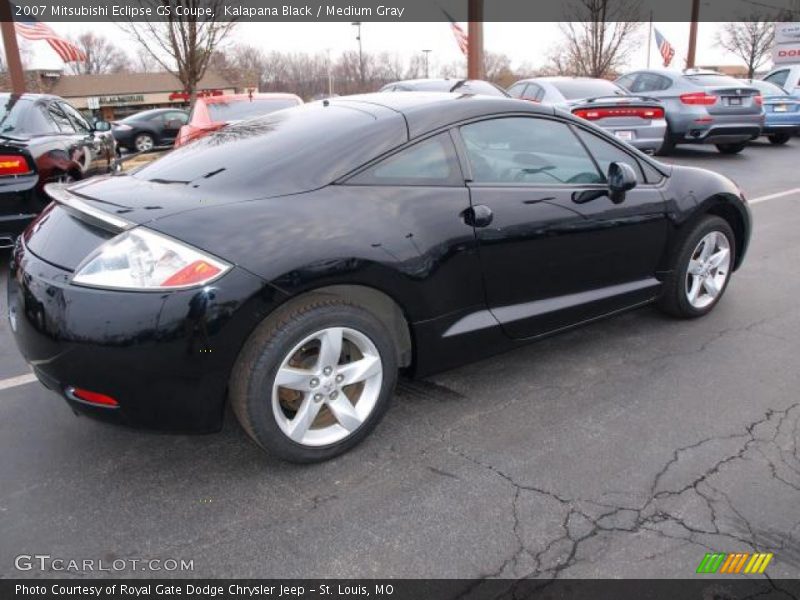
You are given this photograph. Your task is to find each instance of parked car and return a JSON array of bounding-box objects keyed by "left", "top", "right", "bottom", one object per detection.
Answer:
[
  {"left": 762, "top": 64, "right": 800, "bottom": 98},
  {"left": 508, "top": 77, "right": 667, "bottom": 154},
  {"left": 174, "top": 93, "right": 303, "bottom": 147},
  {"left": 9, "top": 93, "right": 751, "bottom": 462},
  {"left": 0, "top": 93, "right": 116, "bottom": 247},
  {"left": 615, "top": 69, "right": 764, "bottom": 154},
  {"left": 738, "top": 79, "right": 800, "bottom": 144},
  {"left": 111, "top": 108, "right": 189, "bottom": 153},
  {"left": 380, "top": 78, "right": 509, "bottom": 96}
]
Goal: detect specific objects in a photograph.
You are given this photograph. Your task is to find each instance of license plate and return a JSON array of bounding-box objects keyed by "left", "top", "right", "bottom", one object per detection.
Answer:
[
  {"left": 774, "top": 104, "right": 788, "bottom": 112},
  {"left": 728, "top": 97, "right": 742, "bottom": 106},
  {"left": 614, "top": 130, "right": 634, "bottom": 141}
]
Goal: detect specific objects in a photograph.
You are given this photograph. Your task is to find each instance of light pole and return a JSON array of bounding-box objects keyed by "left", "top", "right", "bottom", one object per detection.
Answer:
[
  {"left": 326, "top": 48, "right": 333, "bottom": 96},
  {"left": 351, "top": 21, "right": 364, "bottom": 87},
  {"left": 422, "top": 49, "right": 432, "bottom": 78}
]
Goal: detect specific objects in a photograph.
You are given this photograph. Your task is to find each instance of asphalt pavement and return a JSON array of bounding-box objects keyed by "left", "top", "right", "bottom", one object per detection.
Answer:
[{"left": 1, "top": 140, "right": 799, "bottom": 581}]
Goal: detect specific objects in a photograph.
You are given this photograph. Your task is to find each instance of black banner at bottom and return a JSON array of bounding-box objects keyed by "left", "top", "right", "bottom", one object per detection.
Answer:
[{"left": 3, "top": 579, "right": 800, "bottom": 600}]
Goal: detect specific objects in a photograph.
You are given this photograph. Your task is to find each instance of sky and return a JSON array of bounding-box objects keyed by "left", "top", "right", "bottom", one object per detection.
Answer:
[{"left": 18, "top": 21, "right": 740, "bottom": 74}]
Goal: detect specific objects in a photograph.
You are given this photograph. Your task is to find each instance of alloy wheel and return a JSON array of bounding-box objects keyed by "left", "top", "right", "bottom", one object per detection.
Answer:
[
  {"left": 135, "top": 135, "right": 154, "bottom": 152},
  {"left": 685, "top": 231, "right": 731, "bottom": 309},
  {"left": 271, "top": 326, "right": 383, "bottom": 447}
]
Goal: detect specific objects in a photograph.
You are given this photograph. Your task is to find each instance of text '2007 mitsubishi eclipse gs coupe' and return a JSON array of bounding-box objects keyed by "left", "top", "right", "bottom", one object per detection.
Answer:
[{"left": 7, "top": 93, "right": 751, "bottom": 463}]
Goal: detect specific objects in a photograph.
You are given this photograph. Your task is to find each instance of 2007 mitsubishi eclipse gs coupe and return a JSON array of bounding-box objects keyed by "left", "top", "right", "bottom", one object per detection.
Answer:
[{"left": 8, "top": 93, "right": 751, "bottom": 462}]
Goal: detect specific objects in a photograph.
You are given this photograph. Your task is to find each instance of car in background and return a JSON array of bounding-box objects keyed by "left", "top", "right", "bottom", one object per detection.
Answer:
[
  {"left": 615, "top": 69, "right": 764, "bottom": 155},
  {"left": 508, "top": 77, "right": 667, "bottom": 154},
  {"left": 111, "top": 108, "right": 188, "bottom": 153},
  {"left": 738, "top": 79, "right": 800, "bottom": 145},
  {"left": 0, "top": 93, "right": 116, "bottom": 247},
  {"left": 379, "top": 78, "right": 509, "bottom": 97},
  {"left": 762, "top": 65, "right": 800, "bottom": 98},
  {"left": 174, "top": 93, "right": 303, "bottom": 147}
]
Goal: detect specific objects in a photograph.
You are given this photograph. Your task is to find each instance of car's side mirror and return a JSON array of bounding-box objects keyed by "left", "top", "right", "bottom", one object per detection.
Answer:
[
  {"left": 93, "top": 120, "right": 111, "bottom": 132},
  {"left": 607, "top": 161, "right": 637, "bottom": 204}
]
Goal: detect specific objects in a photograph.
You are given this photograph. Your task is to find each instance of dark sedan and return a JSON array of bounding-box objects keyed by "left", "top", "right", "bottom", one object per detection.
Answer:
[
  {"left": 111, "top": 108, "right": 188, "bottom": 152},
  {"left": 8, "top": 93, "right": 751, "bottom": 463},
  {"left": 0, "top": 93, "right": 116, "bottom": 248}
]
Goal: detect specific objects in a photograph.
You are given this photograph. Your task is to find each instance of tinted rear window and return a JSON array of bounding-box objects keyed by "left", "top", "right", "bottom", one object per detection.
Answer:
[
  {"left": 207, "top": 98, "right": 299, "bottom": 121},
  {"left": 550, "top": 80, "right": 625, "bottom": 100},
  {"left": 0, "top": 96, "right": 35, "bottom": 135},
  {"left": 744, "top": 80, "right": 787, "bottom": 96},
  {"left": 684, "top": 74, "right": 743, "bottom": 87}
]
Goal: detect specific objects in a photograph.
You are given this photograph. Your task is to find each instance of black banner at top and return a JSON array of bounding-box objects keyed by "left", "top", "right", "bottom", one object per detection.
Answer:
[{"left": 8, "top": 0, "right": 800, "bottom": 22}]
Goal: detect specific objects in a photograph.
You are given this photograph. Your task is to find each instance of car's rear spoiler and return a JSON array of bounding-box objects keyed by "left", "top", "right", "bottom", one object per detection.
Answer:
[
  {"left": 582, "top": 95, "right": 663, "bottom": 104},
  {"left": 45, "top": 183, "right": 133, "bottom": 233}
]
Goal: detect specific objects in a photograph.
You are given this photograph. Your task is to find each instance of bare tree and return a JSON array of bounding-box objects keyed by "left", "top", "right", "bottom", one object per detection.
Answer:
[
  {"left": 120, "top": 0, "right": 236, "bottom": 102},
  {"left": 557, "top": 0, "right": 642, "bottom": 78},
  {"left": 715, "top": 18, "right": 774, "bottom": 79},
  {"left": 483, "top": 52, "right": 515, "bottom": 87},
  {"left": 66, "top": 33, "right": 128, "bottom": 75}
]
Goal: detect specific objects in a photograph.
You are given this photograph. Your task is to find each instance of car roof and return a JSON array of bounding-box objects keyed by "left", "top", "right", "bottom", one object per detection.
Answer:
[
  {"left": 0, "top": 92, "right": 61, "bottom": 102},
  {"left": 201, "top": 93, "right": 301, "bottom": 104},
  {"left": 334, "top": 92, "right": 553, "bottom": 138}
]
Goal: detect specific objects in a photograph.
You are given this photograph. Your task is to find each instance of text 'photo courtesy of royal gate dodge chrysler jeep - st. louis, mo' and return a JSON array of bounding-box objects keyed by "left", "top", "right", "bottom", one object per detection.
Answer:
[{"left": 7, "top": 92, "right": 750, "bottom": 463}]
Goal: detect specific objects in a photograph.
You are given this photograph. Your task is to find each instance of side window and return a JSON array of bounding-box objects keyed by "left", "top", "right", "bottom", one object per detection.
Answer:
[
  {"left": 47, "top": 102, "right": 76, "bottom": 133},
  {"left": 573, "top": 127, "right": 647, "bottom": 183},
  {"left": 59, "top": 102, "right": 90, "bottom": 133},
  {"left": 348, "top": 132, "right": 462, "bottom": 186},
  {"left": 507, "top": 83, "right": 527, "bottom": 98},
  {"left": 616, "top": 74, "right": 636, "bottom": 91},
  {"left": 167, "top": 111, "right": 189, "bottom": 124},
  {"left": 522, "top": 84, "right": 543, "bottom": 102},
  {"left": 460, "top": 117, "right": 603, "bottom": 185},
  {"left": 765, "top": 70, "right": 789, "bottom": 88},
  {"left": 653, "top": 75, "right": 673, "bottom": 91},
  {"left": 33, "top": 106, "right": 60, "bottom": 134}
]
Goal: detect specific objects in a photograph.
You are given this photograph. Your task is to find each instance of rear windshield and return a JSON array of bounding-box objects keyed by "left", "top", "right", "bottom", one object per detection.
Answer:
[
  {"left": 550, "top": 80, "right": 625, "bottom": 100},
  {"left": 684, "top": 74, "right": 743, "bottom": 87},
  {"left": 0, "top": 95, "right": 34, "bottom": 135},
  {"left": 207, "top": 98, "right": 299, "bottom": 121}
]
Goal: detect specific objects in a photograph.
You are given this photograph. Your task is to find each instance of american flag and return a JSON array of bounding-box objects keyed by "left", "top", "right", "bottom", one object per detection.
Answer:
[
  {"left": 14, "top": 16, "right": 86, "bottom": 63},
  {"left": 443, "top": 10, "right": 468, "bottom": 57},
  {"left": 654, "top": 28, "right": 675, "bottom": 67}
]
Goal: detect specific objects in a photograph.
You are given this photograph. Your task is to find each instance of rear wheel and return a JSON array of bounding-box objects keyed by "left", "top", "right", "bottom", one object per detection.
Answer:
[
  {"left": 715, "top": 142, "right": 747, "bottom": 154},
  {"left": 230, "top": 298, "right": 397, "bottom": 463},
  {"left": 657, "top": 216, "right": 735, "bottom": 319},
  {"left": 768, "top": 133, "right": 791, "bottom": 145}
]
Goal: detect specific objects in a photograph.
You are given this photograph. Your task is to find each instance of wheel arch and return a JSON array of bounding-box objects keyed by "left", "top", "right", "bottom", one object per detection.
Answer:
[
  {"left": 263, "top": 283, "right": 414, "bottom": 370},
  {"left": 698, "top": 193, "right": 749, "bottom": 271}
]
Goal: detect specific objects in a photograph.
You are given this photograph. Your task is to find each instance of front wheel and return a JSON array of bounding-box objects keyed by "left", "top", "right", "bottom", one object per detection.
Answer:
[
  {"left": 715, "top": 142, "right": 747, "bottom": 154},
  {"left": 134, "top": 133, "right": 155, "bottom": 153},
  {"left": 657, "top": 216, "right": 735, "bottom": 318},
  {"left": 768, "top": 133, "right": 791, "bottom": 145},
  {"left": 230, "top": 298, "right": 397, "bottom": 463}
]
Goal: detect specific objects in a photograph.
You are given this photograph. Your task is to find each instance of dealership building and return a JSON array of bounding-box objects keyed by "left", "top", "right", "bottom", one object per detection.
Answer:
[{"left": 1, "top": 70, "right": 238, "bottom": 120}]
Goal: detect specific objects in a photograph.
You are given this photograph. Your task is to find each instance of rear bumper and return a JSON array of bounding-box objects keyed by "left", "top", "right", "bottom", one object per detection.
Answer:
[
  {"left": 7, "top": 241, "right": 281, "bottom": 432},
  {"left": 0, "top": 179, "right": 44, "bottom": 241},
  {"left": 670, "top": 112, "right": 764, "bottom": 145},
  {"left": 762, "top": 113, "right": 800, "bottom": 135},
  {"left": 599, "top": 119, "right": 667, "bottom": 153}
]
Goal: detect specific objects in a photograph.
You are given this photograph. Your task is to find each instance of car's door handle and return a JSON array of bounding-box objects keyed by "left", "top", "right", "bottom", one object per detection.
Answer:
[{"left": 462, "top": 204, "right": 494, "bottom": 228}]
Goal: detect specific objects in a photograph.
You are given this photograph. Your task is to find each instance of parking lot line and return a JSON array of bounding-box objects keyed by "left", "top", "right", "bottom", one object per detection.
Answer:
[
  {"left": 0, "top": 372, "right": 38, "bottom": 392},
  {"left": 749, "top": 187, "right": 800, "bottom": 205}
]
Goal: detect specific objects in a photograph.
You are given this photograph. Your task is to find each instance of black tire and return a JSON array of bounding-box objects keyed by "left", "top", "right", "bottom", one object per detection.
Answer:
[
  {"left": 230, "top": 297, "right": 398, "bottom": 463},
  {"left": 715, "top": 142, "right": 747, "bottom": 154},
  {"left": 768, "top": 133, "right": 791, "bottom": 145},
  {"left": 657, "top": 215, "right": 736, "bottom": 319},
  {"left": 655, "top": 130, "right": 676, "bottom": 156}
]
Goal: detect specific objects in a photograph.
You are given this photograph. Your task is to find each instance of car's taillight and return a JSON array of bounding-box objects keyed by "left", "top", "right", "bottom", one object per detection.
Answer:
[
  {"left": 755, "top": 95, "right": 763, "bottom": 106},
  {"left": 68, "top": 387, "right": 119, "bottom": 407},
  {"left": 0, "top": 154, "right": 33, "bottom": 176},
  {"left": 680, "top": 92, "right": 718, "bottom": 106},
  {"left": 572, "top": 106, "right": 665, "bottom": 120}
]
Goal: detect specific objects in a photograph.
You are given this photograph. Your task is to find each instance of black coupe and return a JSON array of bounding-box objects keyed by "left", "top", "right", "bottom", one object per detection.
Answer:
[{"left": 8, "top": 93, "right": 751, "bottom": 462}]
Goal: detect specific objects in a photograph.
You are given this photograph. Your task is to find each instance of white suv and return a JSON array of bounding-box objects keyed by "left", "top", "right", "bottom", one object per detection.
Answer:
[{"left": 763, "top": 65, "right": 800, "bottom": 98}]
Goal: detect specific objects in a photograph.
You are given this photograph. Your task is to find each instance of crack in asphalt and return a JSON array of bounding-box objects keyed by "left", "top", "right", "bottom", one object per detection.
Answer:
[{"left": 447, "top": 402, "right": 800, "bottom": 596}]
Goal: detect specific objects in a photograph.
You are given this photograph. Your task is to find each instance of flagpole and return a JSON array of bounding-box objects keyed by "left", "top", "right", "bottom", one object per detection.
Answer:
[
  {"left": 467, "top": 0, "right": 483, "bottom": 80},
  {"left": 0, "top": 0, "right": 26, "bottom": 94},
  {"left": 647, "top": 12, "right": 653, "bottom": 69}
]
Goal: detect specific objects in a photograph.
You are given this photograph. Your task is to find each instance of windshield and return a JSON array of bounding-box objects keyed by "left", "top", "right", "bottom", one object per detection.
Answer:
[
  {"left": 207, "top": 98, "right": 299, "bottom": 121},
  {"left": 0, "top": 95, "right": 34, "bottom": 135},
  {"left": 550, "top": 80, "right": 625, "bottom": 100}
]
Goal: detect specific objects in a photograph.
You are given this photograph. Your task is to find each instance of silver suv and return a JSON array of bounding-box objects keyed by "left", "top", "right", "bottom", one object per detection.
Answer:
[{"left": 615, "top": 69, "right": 764, "bottom": 155}]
